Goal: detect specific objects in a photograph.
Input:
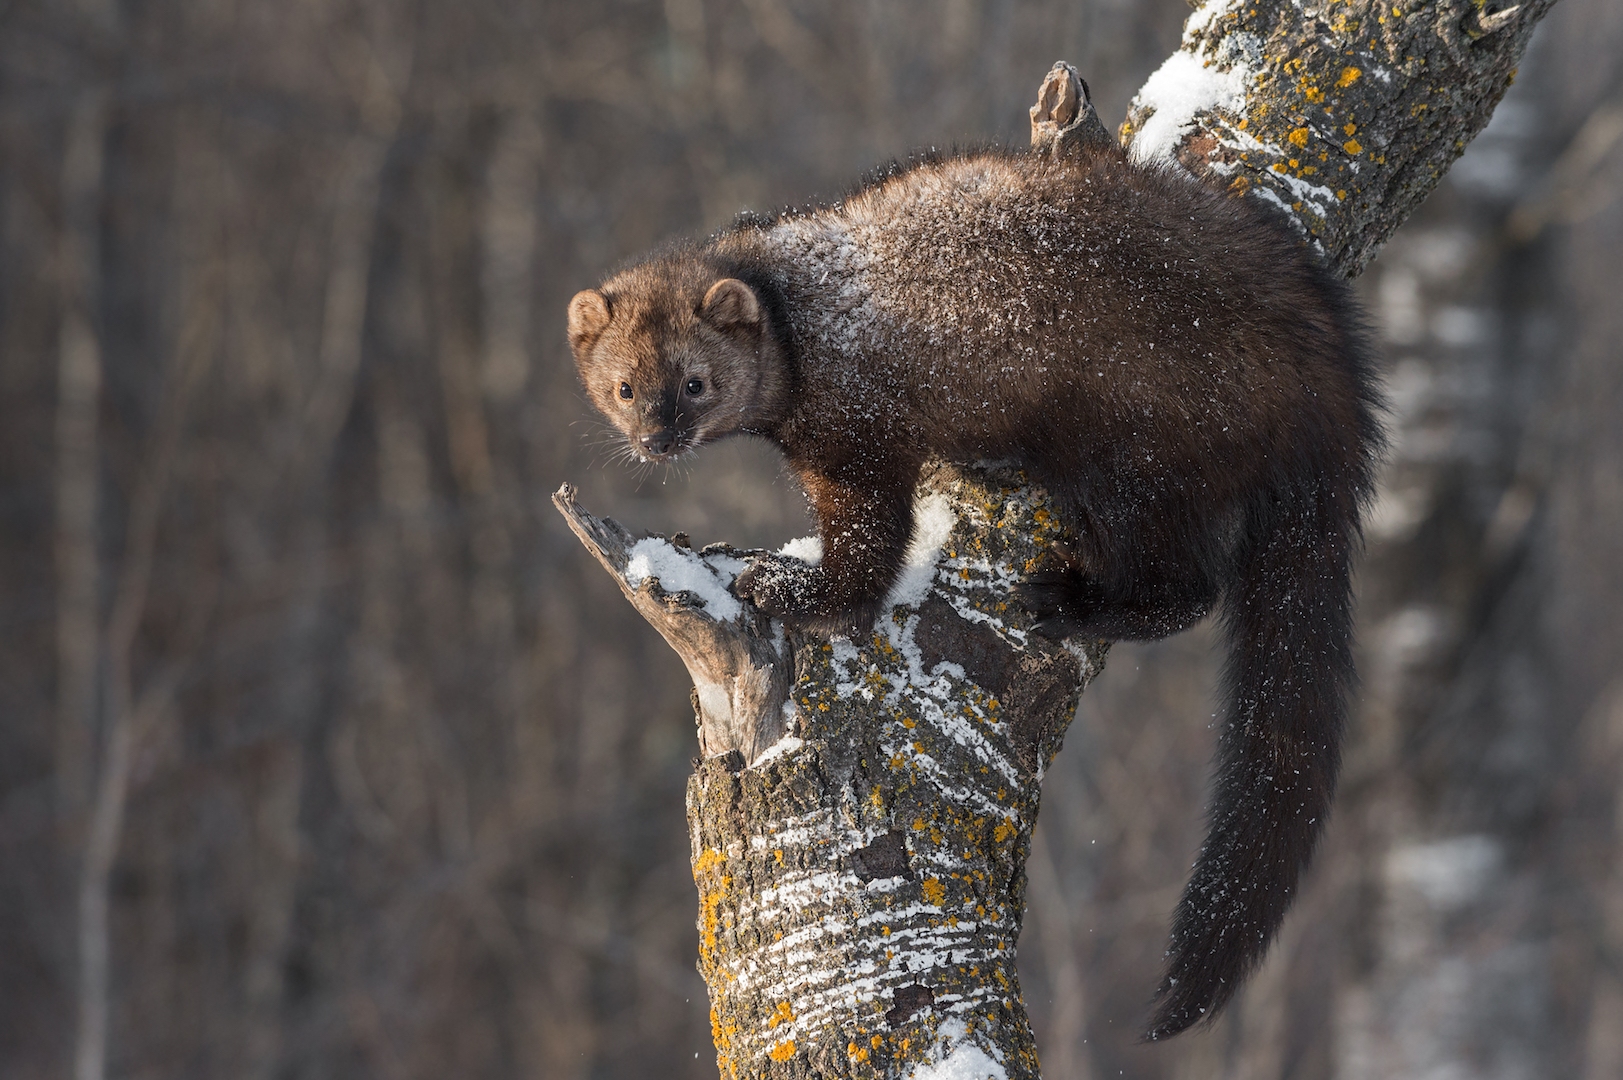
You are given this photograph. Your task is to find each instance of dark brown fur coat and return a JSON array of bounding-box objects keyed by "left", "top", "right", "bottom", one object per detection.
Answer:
[{"left": 568, "top": 143, "right": 1383, "bottom": 1038}]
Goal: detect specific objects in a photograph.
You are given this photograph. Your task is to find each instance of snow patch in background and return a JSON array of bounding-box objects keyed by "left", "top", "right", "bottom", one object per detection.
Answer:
[
  {"left": 1433, "top": 306, "right": 1492, "bottom": 347},
  {"left": 885, "top": 492, "right": 958, "bottom": 609},
  {"left": 624, "top": 538, "right": 746, "bottom": 621},
  {"left": 1386, "top": 834, "right": 1502, "bottom": 910}
]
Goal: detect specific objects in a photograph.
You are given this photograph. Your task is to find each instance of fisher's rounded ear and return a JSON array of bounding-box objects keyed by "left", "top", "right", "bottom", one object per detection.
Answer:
[
  {"left": 567, "top": 290, "right": 612, "bottom": 351},
  {"left": 700, "top": 278, "right": 761, "bottom": 333}
]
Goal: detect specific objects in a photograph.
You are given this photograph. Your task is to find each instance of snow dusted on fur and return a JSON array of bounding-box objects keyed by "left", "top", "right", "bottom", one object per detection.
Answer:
[
  {"left": 766, "top": 215, "right": 887, "bottom": 359},
  {"left": 624, "top": 537, "right": 748, "bottom": 620},
  {"left": 758, "top": 155, "right": 1094, "bottom": 367}
]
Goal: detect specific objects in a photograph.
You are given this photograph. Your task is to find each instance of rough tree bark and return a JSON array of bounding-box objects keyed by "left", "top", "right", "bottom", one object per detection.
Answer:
[
  {"left": 555, "top": 459, "right": 1103, "bottom": 1079},
  {"left": 555, "top": 0, "right": 1556, "bottom": 1072}
]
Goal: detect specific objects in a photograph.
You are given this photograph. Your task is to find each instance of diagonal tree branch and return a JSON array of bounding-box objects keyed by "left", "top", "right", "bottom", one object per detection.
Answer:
[{"left": 1123, "top": 0, "right": 1558, "bottom": 276}]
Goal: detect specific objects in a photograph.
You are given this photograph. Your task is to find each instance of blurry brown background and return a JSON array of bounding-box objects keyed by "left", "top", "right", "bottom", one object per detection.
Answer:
[{"left": 3, "top": 0, "right": 1622, "bottom": 1077}]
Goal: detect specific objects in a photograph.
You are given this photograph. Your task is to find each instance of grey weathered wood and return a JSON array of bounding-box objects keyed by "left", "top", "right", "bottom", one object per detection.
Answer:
[
  {"left": 1029, "top": 61, "right": 1116, "bottom": 159},
  {"left": 554, "top": 483, "right": 790, "bottom": 761}
]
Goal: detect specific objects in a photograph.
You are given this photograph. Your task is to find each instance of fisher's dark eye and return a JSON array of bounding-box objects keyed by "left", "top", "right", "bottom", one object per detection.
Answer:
[
  {"left": 685, "top": 377, "right": 705, "bottom": 396},
  {"left": 618, "top": 381, "right": 633, "bottom": 401}
]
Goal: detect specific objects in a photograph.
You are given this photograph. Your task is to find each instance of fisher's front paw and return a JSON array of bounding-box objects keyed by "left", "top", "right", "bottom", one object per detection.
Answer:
[
  {"left": 735, "top": 554, "right": 823, "bottom": 619},
  {"left": 735, "top": 555, "right": 878, "bottom": 637}
]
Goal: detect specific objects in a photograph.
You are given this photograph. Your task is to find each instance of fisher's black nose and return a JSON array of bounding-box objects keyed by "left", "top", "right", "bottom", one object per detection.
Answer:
[{"left": 639, "top": 430, "right": 676, "bottom": 457}]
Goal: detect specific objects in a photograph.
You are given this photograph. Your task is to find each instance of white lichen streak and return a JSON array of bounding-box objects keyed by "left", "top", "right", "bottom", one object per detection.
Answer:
[{"left": 710, "top": 769, "right": 1021, "bottom": 1060}]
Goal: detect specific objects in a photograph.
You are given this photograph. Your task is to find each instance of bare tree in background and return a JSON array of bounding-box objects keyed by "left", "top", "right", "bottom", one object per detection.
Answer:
[{"left": 0, "top": 0, "right": 1620, "bottom": 1078}]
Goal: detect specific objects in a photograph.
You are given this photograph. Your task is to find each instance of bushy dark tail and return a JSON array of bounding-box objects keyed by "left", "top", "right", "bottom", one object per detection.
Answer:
[{"left": 1145, "top": 494, "right": 1359, "bottom": 1040}]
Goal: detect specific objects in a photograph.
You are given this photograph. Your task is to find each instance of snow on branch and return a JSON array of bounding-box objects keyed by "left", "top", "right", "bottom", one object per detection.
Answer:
[{"left": 1123, "top": 0, "right": 1556, "bottom": 274}]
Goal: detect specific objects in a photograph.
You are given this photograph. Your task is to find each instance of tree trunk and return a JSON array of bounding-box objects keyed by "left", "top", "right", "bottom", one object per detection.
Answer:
[
  {"left": 555, "top": 461, "right": 1102, "bottom": 1078},
  {"left": 555, "top": 0, "right": 1558, "bottom": 1068}
]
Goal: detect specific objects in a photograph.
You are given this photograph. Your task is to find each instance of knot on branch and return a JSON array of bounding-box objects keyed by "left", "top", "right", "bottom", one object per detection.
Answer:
[{"left": 1030, "top": 61, "right": 1116, "bottom": 158}]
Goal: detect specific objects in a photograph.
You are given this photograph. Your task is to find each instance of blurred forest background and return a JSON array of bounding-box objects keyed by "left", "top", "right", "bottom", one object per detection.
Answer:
[{"left": 2, "top": 0, "right": 1621, "bottom": 1077}]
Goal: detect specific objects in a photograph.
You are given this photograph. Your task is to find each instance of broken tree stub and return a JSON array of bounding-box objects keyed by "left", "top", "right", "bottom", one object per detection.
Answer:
[{"left": 553, "top": 460, "right": 1104, "bottom": 1078}]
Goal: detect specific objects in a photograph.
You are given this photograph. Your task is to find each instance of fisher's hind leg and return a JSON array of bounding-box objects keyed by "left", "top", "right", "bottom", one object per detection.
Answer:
[{"left": 1016, "top": 543, "right": 1217, "bottom": 641}]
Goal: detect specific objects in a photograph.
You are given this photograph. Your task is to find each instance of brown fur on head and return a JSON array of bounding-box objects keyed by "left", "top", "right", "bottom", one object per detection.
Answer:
[{"left": 568, "top": 257, "right": 789, "bottom": 461}]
